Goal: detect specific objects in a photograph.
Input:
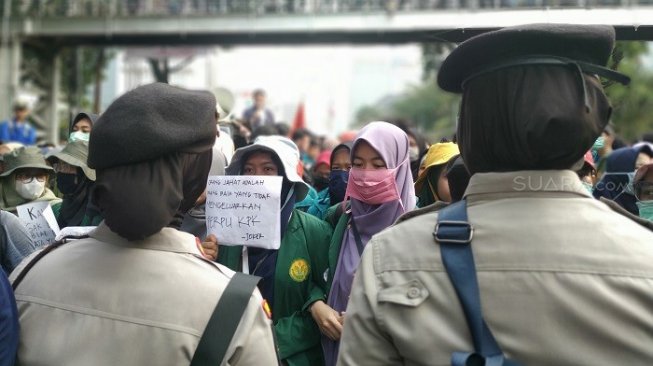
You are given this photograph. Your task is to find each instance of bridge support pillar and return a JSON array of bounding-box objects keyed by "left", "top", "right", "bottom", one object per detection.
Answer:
[
  {"left": 48, "top": 52, "right": 61, "bottom": 145},
  {"left": 0, "top": 38, "right": 21, "bottom": 122}
]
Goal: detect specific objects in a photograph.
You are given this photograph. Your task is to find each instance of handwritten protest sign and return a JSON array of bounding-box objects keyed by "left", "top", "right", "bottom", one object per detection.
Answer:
[
  {"left": 206, "top": 175, "right": 282, "bottom": 249},
  {"left": 17, "top": 201, "right": 61, "bottom": 249}
]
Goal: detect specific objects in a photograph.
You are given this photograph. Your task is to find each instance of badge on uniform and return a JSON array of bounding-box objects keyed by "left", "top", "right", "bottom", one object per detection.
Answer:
[
  {"left": 261, "top": 299, "right": 272, "bottom": 320},
  {"left": 289, "top": 258, "right": 310, "bottom": 282}
]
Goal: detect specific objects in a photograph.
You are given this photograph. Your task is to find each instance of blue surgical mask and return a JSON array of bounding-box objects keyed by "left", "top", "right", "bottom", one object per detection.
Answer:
[
  {"left": 624, "top": 172, "right": 637, "bottom": 195},
  {"left": 328, "top": 170, "right": 349, "bottom": 205},
  {"left": 582, "top": 181, "right": 594, "bottom": 195},
  {"left": 69, "top": 131, "right": 90, "bottom": 143},
  {"left": 636, "top": 200, "right": 653, "bottom": 221},
  {"left": 592, "top": 136, "right": 605, "bottom": 151}
]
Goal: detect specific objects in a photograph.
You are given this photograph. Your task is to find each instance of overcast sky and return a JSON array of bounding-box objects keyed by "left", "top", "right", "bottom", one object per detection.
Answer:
[{"left": 108, "top": 44, "right": 424, "bottom": 136}]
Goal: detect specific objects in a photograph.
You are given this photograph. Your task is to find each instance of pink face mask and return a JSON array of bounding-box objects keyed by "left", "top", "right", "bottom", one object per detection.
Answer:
[{"left": 345, "top": 166, "right": 401, "bottom": 206}]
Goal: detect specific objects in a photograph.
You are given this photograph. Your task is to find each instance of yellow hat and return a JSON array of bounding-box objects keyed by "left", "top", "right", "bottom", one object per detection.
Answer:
[{"left": 415, "top": 142, "right": 460, "bottom": 192}]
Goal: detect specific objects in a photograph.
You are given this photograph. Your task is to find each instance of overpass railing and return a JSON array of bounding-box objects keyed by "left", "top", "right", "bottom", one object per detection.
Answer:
[{"left": 5, "top": 0, "right": 653, "bottom": 19}]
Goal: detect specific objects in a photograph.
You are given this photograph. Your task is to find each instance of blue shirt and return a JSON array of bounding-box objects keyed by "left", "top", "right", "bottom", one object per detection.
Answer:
[
  {"left": 1, "top": 211, "right": 37, "bottom": 275},
  {"left": 0, "top": 118, "right": 37, "bottom": 145},
  {"left": 0, "top": 270, "right": 18, "bottom": 366}
]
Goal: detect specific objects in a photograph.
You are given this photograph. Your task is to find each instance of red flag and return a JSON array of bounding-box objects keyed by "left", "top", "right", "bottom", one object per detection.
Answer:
[{"left": 290, "top": 101, "right": 305, "bottom": 136}]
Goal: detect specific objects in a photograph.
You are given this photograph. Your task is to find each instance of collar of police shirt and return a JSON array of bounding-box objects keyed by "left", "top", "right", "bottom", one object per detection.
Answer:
[
  {"left": 89, "top": 222, "right": 205, "bottom": 256},
  {"left": 463, "top": 170, "right": 590, "bottom": 205}
]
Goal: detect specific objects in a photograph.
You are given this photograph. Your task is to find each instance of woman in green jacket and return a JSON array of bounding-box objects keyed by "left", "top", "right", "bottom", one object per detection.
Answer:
[{"left": 217, "top": 135, "right": 334, "bottom": 366}]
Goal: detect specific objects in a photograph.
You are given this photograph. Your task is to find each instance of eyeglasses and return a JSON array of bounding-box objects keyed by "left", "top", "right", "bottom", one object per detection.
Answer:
[
  {"left": 15, "top": 174, "right": 47, "bottom": 184},
  {"left": 634, "top": 181, "right": 653, "bottom": 201}
]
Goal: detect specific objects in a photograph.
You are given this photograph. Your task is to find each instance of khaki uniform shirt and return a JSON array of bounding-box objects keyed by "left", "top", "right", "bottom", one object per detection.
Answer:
[
  {"left": 338, "top": 170, "right": 653, "bottom": 366},
  {"left": 10, "top": 223, "right": 277, "bottom": 366}
]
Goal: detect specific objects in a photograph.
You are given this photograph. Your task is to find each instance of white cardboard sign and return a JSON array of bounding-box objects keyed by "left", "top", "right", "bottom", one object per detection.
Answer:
[
  {"left": 16, "top": 201, "right": 61, "bottom": 249},
  {"left": 205, "top": 175, "right": 282, "bottom": 249}
]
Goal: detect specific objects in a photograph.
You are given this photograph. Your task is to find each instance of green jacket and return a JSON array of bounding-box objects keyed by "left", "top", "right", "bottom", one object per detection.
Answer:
[
  {"left": 323, "top": 204, "right": 349, "bottom": 293},
  {"left": 217, "top": 209, "right": 332, "bottom": 366},
  {"left": 51, "top": 202, "right": 103, "bottom": 228}
]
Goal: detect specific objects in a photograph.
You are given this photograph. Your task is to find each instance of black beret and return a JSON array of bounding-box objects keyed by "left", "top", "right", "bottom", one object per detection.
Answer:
[
  {"left": 438, "top": 24, "right": 617, "bottom": 93},
  {"left": 88, "top": 83, "right": 217, "bottom": 169}
]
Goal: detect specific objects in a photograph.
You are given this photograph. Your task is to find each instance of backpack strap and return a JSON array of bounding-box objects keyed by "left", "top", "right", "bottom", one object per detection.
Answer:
[
  {"left": 434, "top": 200, "right": 520, "bottom": 366},
  {"left": 190, "top": 272, "right": 262, "bottom": 366},
  {"left": 12, "top": 236, "right": 82, "bottom": 291}
]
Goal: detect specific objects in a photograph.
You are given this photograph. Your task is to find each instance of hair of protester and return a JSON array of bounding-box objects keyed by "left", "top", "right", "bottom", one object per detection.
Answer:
[
  {"left": 275, "top": 123, "right": 290, "bottom": 137},
  {"left": 251, "top": 124, "right": 281, "bottom": 141},
  {"left": 291, "top": 128, "right": 312, "bottom": 141},
  {"left": 642, "top": 132, "right": 653, "bottom": 144}
]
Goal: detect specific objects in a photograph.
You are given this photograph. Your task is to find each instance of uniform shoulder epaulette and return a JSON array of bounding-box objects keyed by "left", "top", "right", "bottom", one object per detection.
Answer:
[
  {"left": 599, "top": 197, "right": 653, "bottom": 232},
  {"left": 396, "top": 201, "right": 449, "bottom": 225}
]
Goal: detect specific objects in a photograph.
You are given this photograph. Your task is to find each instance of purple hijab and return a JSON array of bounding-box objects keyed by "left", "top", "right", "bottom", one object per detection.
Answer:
[{"left": 323, "top": 121, "right": 416, "bottom": 366}]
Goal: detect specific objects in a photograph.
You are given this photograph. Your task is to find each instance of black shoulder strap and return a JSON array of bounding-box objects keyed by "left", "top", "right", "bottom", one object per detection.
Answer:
[
  {"left": 349, "top": 216, "right": 365, "bottom": 256},
  {"left": 12, "top": 237, "right": 81, "bottom": 291},
  {"left": 434, "top": 200, "right": 521, "bottom": 366},
  {"left": 190, "top": 272, "right": 262, "bottom": 366}
]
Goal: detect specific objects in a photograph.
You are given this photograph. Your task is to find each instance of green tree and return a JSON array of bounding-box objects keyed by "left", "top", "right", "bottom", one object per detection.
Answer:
[
  {"left": 356, "top": 40, "right": 653, "bottom": 143},
  {"left": 354, "top": 105, "right": 386, "bottom": 126},
  {"left": 21, "top": 43, "right": 110, "bottom": 141},
  {"left": 391, "top": 82, "right": 460, "bottom": 139},
  {"left": 353, "top": 82, "right": 460, "bottom": 141},
  {"left": 604, "top": 41, "right": 653, "bottom": 142}
]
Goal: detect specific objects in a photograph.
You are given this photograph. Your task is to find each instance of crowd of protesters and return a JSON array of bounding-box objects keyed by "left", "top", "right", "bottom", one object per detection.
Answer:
[{"left": 3, "top": 23, "right": 653, "bottom": 366}]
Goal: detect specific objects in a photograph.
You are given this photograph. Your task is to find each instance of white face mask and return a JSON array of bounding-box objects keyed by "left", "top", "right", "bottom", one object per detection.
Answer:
[
  {"left": 69, "top": 131, "right": 90, "bottom": 143},
  {"left": 409, "top": 146, "right": 420, "bottom": 162},
  {"left": 15, "top": 180, "right": 45, "bottom": 200}
]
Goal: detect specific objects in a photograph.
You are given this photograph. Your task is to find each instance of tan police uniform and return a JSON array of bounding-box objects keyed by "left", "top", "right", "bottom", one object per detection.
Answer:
[
  {"left": 338, "top": 170, "right": 653, "bottom": 366},
  {"left": 10, "top": 223, "right": 277, "bottom": 366}
]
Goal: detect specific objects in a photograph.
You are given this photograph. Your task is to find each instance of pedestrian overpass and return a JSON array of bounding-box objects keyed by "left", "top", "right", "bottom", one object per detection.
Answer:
[{"left": 2, "top": 0, "right": 653, "bottom": 142}]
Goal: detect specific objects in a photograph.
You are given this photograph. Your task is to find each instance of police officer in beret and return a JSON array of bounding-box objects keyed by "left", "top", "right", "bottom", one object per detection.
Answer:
[
  {"left": 10, "top": 83, "right": 277, "bottom": 365},
  {"left": 338, "top": 24, "right": 653, "bottom": 365}
]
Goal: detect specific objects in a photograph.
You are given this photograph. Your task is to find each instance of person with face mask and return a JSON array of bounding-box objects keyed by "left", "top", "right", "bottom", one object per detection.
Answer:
[
  {"left": 593, "top": 145, "right": 653, "bottom": 216},
  {"left": 46, "top": 140, "right": 102, "bottom": 228},
  {"left": 633, "top": 163, "right": 653, "bottom": 221},
  {"left": 68, "top": 112, "right": 98, "bottom": 143},
  {"left": 320, "top": 121, "right": 415, "bottom": 366},
  {"left": 218, "top": 135, "right": 333, "bottom": 366},
  {"left": 593, "top": 123, "right": 616, "bottom": 176},
  {"left": 298, "top": 145, "right": 355, "bottom": 221},
  {"left": 315, "top": 143, "right": 353, "bottom": 225},
  {"left": 577, "top": 150, "right": 597, "bottom": 195},
  {"left": 311, "top": 151, "right": 331, "bottom": 192},
  {"left": 414, "top": 142, "right": 460, "bottom": 208},
  {"left": 327, "top": 143, "right": 352, "bottom": 207},
  {"left": 9, "top": 83, "right": 277, "bottom": 365},
  {"left": 0, "top": 147, "right": 61, "bottom": 215},
  {"left": 395, "top": 123, "right": 427, "bottom": 182},
  {"left": 295, "top": 150, "right": 332, "bottom": 218}
]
